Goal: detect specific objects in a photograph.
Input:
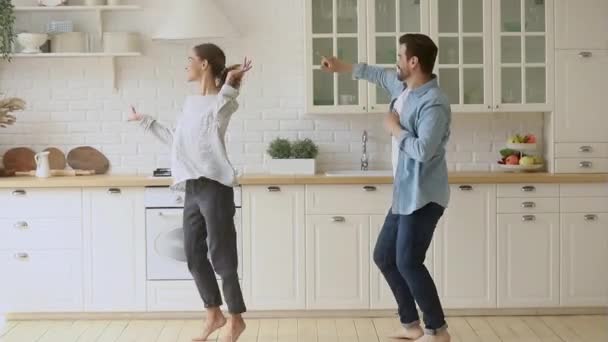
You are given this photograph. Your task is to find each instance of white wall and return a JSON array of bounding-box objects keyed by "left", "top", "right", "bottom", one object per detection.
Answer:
[{"left": 0, "top": 0, "right": 543, "bottom": 174}]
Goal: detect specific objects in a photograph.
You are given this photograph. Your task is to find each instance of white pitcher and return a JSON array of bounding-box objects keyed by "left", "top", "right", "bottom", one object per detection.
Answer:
[{"left": 34, "top": 151, "right": 51, "bottom": 178}]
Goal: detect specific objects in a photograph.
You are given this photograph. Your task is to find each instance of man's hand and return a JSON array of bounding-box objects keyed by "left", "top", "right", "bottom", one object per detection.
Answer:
[
  {"left": 226, "top": 57, "right": 253, "bottom": 89},
  {"left": 384, "top": 111, "right": 404, "bottom": 137},
  {"left": 320, "top": 56, "right": 353, "bottom": 73}
]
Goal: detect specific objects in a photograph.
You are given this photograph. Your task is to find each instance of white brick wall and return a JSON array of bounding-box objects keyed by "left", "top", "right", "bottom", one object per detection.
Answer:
[{"left": 0, "top": 0, "right": 544, "bottom": 175}]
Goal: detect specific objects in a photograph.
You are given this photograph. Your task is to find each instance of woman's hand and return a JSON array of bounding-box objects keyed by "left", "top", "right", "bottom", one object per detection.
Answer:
[
  {"left": 226, "top": 57, "right": 253, "bottom": 88},
  {"left": 128, "top": 106, "right": 144, "bottom": 122}
]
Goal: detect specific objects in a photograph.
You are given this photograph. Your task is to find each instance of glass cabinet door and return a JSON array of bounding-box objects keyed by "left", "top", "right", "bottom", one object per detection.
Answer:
[
  {"left": 432, "top": 0, "right": 492, "bottom": 112},
  {"left": 308, "top": 0, "right": 368, "bottom": 113},
  {"left": 494, "top": 0, "right": 551, "bottom": 110},
  {"left": 367, "top": 0, "right": 429, "bottom": 112}
]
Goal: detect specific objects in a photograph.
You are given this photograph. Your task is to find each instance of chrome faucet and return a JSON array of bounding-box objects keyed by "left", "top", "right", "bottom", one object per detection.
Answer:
[{"left": 361, "top": 130, "right": 368, "bottom": 171}]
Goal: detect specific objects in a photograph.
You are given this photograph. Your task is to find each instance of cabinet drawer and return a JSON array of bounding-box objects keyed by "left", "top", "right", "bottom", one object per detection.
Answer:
[
  {"left": 0, "top": 188, "right": 82, "bottom": 218},
  {"left": 560, "top": 184, "right": 608, "bottom": 197},
  {"left": 497, "top": 198, "right": 559, "bottom": 214},
  {"left": 0, "top": 218, "right": 81, "bottom": 250},
  {"left": 497, "top": 184, "right": 559, "bottom": 198},
  {"left": 561, "top": 197, "right": 608, "bottom": 213},
  {"left": 306, "top": 185, "right": 392, "bottom": 214},
  {"left": 0, "top": 250, "right": 83, "bottom": 312},
  {"left": 555, "top": 143, "right": 608, "bottom": 158},
  {"left": 555, "top": 158, "right": 608, "bottom": 173}
]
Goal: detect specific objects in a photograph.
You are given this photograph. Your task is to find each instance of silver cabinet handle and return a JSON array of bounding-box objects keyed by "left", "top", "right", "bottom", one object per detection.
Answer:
[
  {"left": 14, "top": 253, "right": 29, "bottom": 260},
  {"left": 578, "top": 51, "right": 592, "bottom": 58},
  {"left": 521, "top": 201, "right": 536, "bottom": 208},
  {"left": 363, "top": 186, "right": 377, "bottom": 192},
  {"left": 487, "top": 105, "right": 492, "bottom": 109},
  {"left": 584, "top": 214, "right": 598, "bottom": 222},
  {"left": 14, "top": 221, "right": 29, "bottom": 230},
  {"left": 459, "top": 185, "right": 473, "bottom": 191},
  {"left": 267, "top": 186, "right": 281, "bottom": 192},
  {"left": 12, "top": 189, "right": 26, "bottom": 196},
  {"left": 522, "top": 215, "right": 536, "bottom": 222},
  {"left": 107, "top": 188, "right": 121, "bottom": 195},
  {"left": 371, "top": 106, "right": 375, "bottom": 110},
  {"left": 521, "top": 185, "right": 536, "bottom": 192},
  {"left": 362, "top": 106, "right": 367, "bottom": 110},
  {"left": 158, "top": 212, "right": 182, "bottom": 217},
  {"left": 495, "top": 104, "right": 499, "bottom": 109},
  {"left": 331, "top": 216, "right": 346, "bottom": 223},
  {"left": 579, "top": 161, "right": 593, "bottom": 169},
  {"left": 579, "top": 145, "right": 593, "bottom": 153}
]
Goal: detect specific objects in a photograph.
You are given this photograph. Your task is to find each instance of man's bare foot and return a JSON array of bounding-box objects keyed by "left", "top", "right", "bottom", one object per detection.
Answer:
[
  {"left": 389, "top": 324, "right": 424, "bottom": 340},
  {"left": 219, "top": 315, "right": 246, "bottom": 342},
  {"left": 192, "top": 308, "right": 227, "bottom": 341}
]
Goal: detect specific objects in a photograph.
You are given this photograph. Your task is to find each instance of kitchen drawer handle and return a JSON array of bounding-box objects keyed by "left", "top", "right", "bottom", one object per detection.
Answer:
[
  {"left": 14, "top": 221, "right": 29, "bottom": 230},
  {"left": 521, "top": 186, "right": 536, "bottom": 192},
  {"left": 267, "top": 186, "right": 281, "bottom": 192},
  {"left": 584, "top": 214, "right": 598, "bottom": 222},
  {"left": 459, "top": 185, "right": 473, "bottom": 191},
  {"left": 522, "top": 215, "right": 536, "bottom": 222},
  {"left": 158, "top": 212, "right": 182, "bottom": 217},
  {"left": 579, "top": 161, "right": 593, "bottom": 168},
  {"left": 12, "top": 189, "right": 26, "bottom": 196},
  {"left": 107, "top": 188, "right": 122, "bottom": 195},
  {"left": 363, "top": 186, "right": 377, "bottom": 192},
  {"left": 579, "top": 145, "right": 593, "bottom": 153},
  {"left": 331, "top": 216, "right": 346, "bottom": 223},
  {"left": 14, "top": 253, "right": 29, "bottom": 260},
  {"left": 578, "top": 51, "right": 592, "bottom": 58},
  {"left": 521, "top": 201, "right": 536, "bottom": 208}
]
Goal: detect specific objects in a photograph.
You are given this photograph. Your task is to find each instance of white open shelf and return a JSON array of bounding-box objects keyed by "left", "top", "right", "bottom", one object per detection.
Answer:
[
  {"left": 14, "top": 5, "right": 140, "bottom": 11},
  {"left": 11, "top": 52, "right": 141, "bottom": 57}
]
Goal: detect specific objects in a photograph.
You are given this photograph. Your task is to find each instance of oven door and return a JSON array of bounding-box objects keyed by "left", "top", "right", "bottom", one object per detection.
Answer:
[{"left": 146, "top": 208, "right": 243, "bottom": 281}]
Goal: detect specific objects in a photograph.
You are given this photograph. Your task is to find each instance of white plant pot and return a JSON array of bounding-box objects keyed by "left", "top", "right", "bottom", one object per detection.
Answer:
[{"left": 268, "top": 159, "right": 316, "bottom": 175}]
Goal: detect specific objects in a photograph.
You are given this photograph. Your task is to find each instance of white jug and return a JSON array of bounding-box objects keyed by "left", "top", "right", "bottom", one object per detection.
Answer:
[{"left": 34, "top": 151, "right": 51, "bottom": 178}]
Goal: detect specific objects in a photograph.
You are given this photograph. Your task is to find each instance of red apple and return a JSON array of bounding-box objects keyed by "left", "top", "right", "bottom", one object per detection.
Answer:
[
  {"left": 506, "top": 155, "right": 520, "bottom": 165},
  {"left": 525, "top": 134, "right": 536, "bottom": 144}
]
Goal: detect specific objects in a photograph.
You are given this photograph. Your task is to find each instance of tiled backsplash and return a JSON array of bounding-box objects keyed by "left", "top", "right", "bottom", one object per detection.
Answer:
[{"left": 0, "top": 0, "right": 544, "bottom": 174}]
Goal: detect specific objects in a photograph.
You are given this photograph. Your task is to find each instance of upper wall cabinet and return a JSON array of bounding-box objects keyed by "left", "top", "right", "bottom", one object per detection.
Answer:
[
  {"left": 305, "top": 0, "right": 428, "bottom": 114},
  {"left": 555, "top": 0, "right": 608, "bottom": 50},
  {"left": 432, "top": 0, "right": 554, "bottom": 112}
]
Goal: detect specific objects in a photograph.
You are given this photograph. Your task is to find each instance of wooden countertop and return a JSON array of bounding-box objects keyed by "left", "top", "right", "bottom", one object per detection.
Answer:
[{"left": 0, "top": 172, "right": 606, "bottom": 188}]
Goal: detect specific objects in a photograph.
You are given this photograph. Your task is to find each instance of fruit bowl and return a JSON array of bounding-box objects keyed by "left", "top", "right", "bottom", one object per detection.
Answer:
[
  {"left": 506, "top": 142, "right": 538, "bottom": 151},
  {"left": 499, "top": 164, "right": 543, "bottom": 172}
]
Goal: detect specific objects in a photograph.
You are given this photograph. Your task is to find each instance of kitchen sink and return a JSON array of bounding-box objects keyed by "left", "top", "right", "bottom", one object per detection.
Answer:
[{"left": 324, "top": 170, "right": 393, "bottom": 177}]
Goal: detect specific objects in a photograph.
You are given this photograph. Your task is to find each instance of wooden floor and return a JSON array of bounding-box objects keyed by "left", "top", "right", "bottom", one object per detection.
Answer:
[{"left": 1, "top": 315, "right": 607, "bottom": 342}]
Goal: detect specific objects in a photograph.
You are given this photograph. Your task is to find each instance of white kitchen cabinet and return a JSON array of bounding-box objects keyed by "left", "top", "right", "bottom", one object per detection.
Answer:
[
  {"left": 492, "top": 0, "right": 553, "bottom": 111},
  {"left": 434, "top": 184, "right": 497, "bottom": 308},
  {"left": 561, "top": 213, "right": 608, "bottom": 307},
  {"left": 497, "top": 213, "right": 560, "bottom": 307},
  {"left": 305, "top": 0, "right": 428, "bottom": 114},
  {"left": 83, "top": 188, "right": 146, "bottom": 312},
  {"left": 306, "top": 184, "right": 391, "bottom": 215},
  {"left": 431, "top": 0, "right": 493, "bottom": 112},
  {"left": 555, "top": 0, "right": 608, "bottom": 50},
  {"left": 306, "top": 214, "right": 370, "bottom": 309},
  {"left": 370, "top": 215, "right": 434, "bottom": 309},
  {"left": 0, "top": 250, "right": 83, "bottom": 312},
  {"left": 242, "top": 185, "right": 306, "bottom": 310},
  {"left": 555, "top": 50, "right": 608, "bottom": 144}
]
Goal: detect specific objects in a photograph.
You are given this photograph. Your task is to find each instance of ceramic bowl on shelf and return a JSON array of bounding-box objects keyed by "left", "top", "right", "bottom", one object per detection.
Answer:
[
  {"left": 17, "top": 33, "right": 49, "bottom": 54},
  {"left": 506, "top": 142, "right": 538, "bottom": 151},
  {"left": 38, "top": 0, "right": 67, "bottom": 6}
]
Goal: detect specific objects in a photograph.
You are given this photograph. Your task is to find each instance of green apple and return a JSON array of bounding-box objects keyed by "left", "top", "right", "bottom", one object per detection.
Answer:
[
  {"left": 519, "top": 156, "right": 535, "bottom": 166},
  {"left": 507, "top": 136, "right": 518, "bottom": 144},
  {"left": 533, "top": 155, "right": 544, "bottom": 164}
]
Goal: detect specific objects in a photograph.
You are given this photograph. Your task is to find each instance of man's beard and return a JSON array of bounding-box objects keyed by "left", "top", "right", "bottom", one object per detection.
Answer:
[{"left": 397, "top": 68, "right": 409, "bottom": 82}]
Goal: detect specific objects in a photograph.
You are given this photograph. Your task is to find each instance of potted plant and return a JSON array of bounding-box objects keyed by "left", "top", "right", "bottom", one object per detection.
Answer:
[
  {"left": 0, "top": 0, "right": 16, "bottom": 60},
  {"left": 267, "top": 137, "right": 319, "bottom": 175}
]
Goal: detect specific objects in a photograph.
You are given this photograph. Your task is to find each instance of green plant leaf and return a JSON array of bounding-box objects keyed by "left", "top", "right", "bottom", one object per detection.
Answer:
[{"left": 267, "top": 138, "right": 292, "bottom": 159}]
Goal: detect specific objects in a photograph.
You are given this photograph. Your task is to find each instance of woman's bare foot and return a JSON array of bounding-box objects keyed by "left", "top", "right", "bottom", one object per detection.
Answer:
[
  {"left": 192, "top": 307, "right": 227, "bottom": 341},
  {"left": 219, "top": 314, "right": 246, "bottom": 342},
  {"left": 389, "top": 324, "right": 424, "bottom": 340}
]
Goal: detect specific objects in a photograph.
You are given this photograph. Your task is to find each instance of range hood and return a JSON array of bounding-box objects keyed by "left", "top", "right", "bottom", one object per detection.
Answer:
[{"left": 153, "top": 0, "right": 237, "bottom": 40}]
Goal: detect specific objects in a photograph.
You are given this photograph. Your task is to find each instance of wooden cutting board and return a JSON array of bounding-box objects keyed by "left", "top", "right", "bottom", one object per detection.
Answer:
[
  {"left": 44, "top": 147, "right": 67, "bottom": 170},
  {"left": 2, "top": 147, "right": 36, "bottom": 172},
  {"left": 67, "top": 146, "right": 110, "bottom": 174}
]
